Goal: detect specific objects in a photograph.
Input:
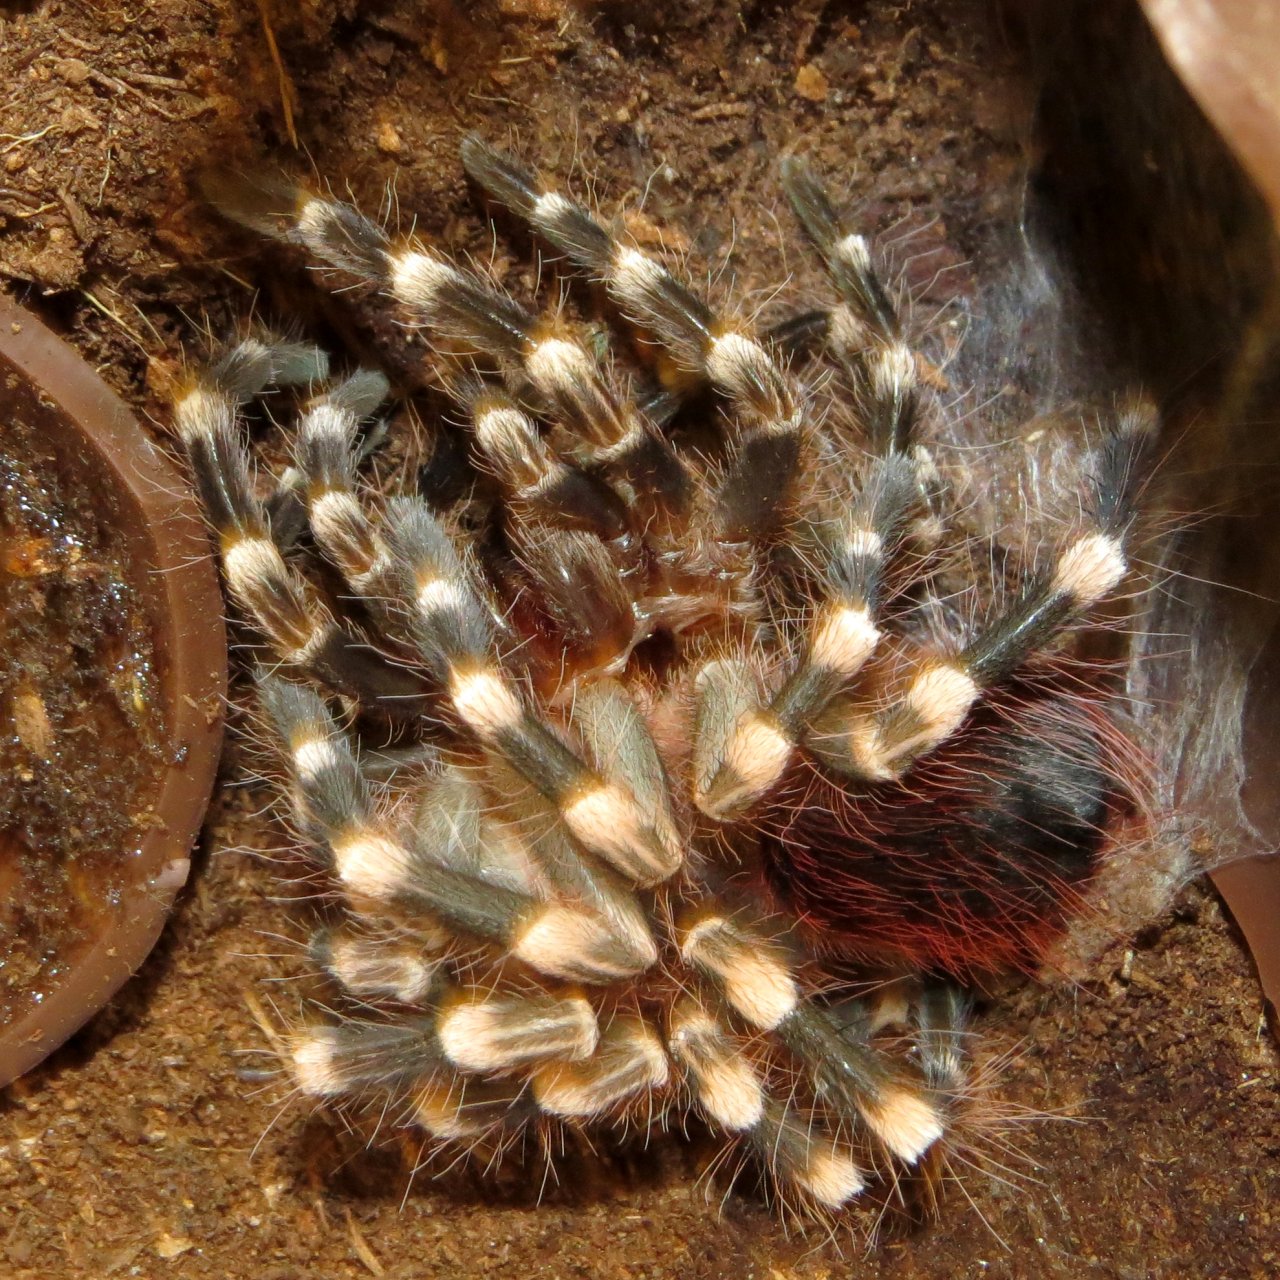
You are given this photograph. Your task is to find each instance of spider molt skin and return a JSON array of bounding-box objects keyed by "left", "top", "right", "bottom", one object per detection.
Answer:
[{"left": 175, "top": 135, "right": 1161, "bottom": 1233}]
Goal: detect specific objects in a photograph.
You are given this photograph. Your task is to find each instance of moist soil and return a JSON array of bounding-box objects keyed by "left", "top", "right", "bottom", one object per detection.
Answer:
[{"left": 0, "top": 3, "right": 1277, "bottom": 1278}]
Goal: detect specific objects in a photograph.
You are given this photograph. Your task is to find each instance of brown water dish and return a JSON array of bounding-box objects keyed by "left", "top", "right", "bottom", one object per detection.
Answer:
[{"left": 0, "top": 294, "right": 225, "bottom": 1086}]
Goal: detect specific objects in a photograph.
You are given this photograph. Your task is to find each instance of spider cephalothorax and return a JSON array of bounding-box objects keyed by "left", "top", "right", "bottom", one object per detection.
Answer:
[{"left": 174, "top": 136, "right": 1156, "bottom": 1229}]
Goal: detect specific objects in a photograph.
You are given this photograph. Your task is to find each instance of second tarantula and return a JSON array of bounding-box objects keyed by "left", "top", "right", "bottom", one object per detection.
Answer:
[{"left": 175, "top": 135, "right": 1156, "bottom": 1228}]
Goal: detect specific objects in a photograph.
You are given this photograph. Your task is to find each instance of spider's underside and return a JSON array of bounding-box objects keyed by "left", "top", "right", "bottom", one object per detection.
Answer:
[{"left": 174, "top": 136, "right": 1157, "bottom": 1230}]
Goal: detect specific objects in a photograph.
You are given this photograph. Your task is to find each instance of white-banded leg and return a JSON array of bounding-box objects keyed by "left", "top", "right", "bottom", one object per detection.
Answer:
[
  {"left": 667, "top": 1001, "right": 866, "bottom": 1213},
  {"left": 676, "top": 914, "right": 945, "bottom": 1167},
  {"left": 779, "top": 157, "right": 922, "bottom": 457},
  {"left": 811, "top": 410, "right": 1156, "bottom": 781},
  {"left": 376, "top": 497, "right": 682, "bottom": 885},
  {"left": 459, "top": 137, "right": 808, "bottom": 541},
  {"left": 411, "top": 758, "right": 659, "bottom": 983},
  {"left": 531, "top": 1014, "right": 671, "bottom": 1122},
  {"left": 409, "top": 1015, "right": 671, "bottom": 1141},
  {"left": 913, "top": 984, "right": 970, "bottom": 1097},
  {"left": 174, "top": 340, "right": 431, "bottom": 710},
  {"left": 308, "top": 923, "right": 447, "bottom": 1006},
  {"left": 292, "top": 369, "right": 397, "bottom": 599},
  {"left": 289, "top": 986, "right": 599, "bottom": 1097},
  {"left": 449, "top": 382, "right": 645, "bottom": 681},
  {"left": 694, "top": 454, "right": 916, "bottom": 818},
  {"left": 461, "top": 381, "right": 632, "bottom": 541},
  {"left": 208, "top": 172, "right": 691, "bottom": 524},
  {"left": 259, "top": 676, "right": 656, "bottom": 983}
]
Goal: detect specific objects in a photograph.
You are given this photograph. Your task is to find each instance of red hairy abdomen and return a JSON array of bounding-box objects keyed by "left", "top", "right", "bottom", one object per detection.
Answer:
[{"left": 759, "top": 685, "right": 1141, "bottom": 979}]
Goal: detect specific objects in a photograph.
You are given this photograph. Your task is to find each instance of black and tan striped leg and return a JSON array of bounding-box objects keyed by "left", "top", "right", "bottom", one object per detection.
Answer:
[
  {"left": 208, "top": 172, "right": 693, "bottom": 530},
  {"left": 811, "top": 408, "right": 1155, "bottom": 781},
  {"left": 693, "top": 453, "right": 917, "bottom": 818},
  {"left": 459, "top": 137, "right": 809, "bottom": 542},
  {"left": 174, "top": 339, "right": 432, "bottom": 711},
  {"left": 260, "top": 675, "right": 658, "bottom": 982}
]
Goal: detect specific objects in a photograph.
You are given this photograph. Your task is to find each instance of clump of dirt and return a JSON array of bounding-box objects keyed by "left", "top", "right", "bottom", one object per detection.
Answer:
[{"left": 0, "top": 2, "right": 1276, "bottom": 1278}]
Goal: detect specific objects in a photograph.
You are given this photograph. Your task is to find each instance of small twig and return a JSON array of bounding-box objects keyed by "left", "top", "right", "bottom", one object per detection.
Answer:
[
  {"left": 214, "top": 262, "right": 256, "bottom": 292},
  {"left": 690, "top": 101, "right": 750, "bottom": 122},
  {"left": 81, "top": 287, "right": 150, "bottom": 355},
  {"left": 55, "top": 27, "right": 102, "bottom": 55},
  {"left": 1, "top": 195, "right": 58, "bottom": 218},
  {"left": 57, "top": 187, "right": 92, "bottom": 242},
  {"left": 95, "top": 144, "right": 114, "bottom": 207},
  {"left": 86, "top": 67, "right": 180, "bottom": 120},
  {"left": 242, "top": 990, "right": 288, "bottom": 1058},
  {"left": 255, "top": 0, "right": 299, "bottom": 149},
  {"left": 1, "top": 124, "right": 55, "bottom": 155},
  {"left": 116, "top": 69, "right": 188, "bottom": 90},
  {"left": 343, "top": 1209, "right": 386, "bottom": 1277}
]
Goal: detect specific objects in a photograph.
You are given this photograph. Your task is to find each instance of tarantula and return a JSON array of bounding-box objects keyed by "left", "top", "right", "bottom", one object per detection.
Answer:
[{"left": 174, "top": 136, "right": 1156, "bottom": 1228}]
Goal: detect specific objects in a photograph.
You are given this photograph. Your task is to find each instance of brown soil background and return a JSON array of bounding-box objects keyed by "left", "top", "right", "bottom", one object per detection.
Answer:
[{"left": 1, "top": 2, "right": 1277, "bottom": 1277}]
